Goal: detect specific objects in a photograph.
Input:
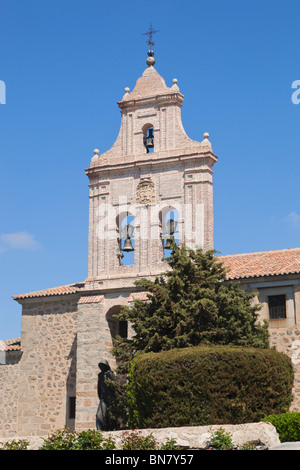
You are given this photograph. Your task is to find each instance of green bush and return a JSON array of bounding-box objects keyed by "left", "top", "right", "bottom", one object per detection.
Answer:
[
  {"left": 38, "top": 427, "right": 180, "bottom": 451},
  {"left": 120, "top": 430, "right": 181, "bottom": 450},
  {"left": 128, "top": 345, "right": 294, "bottom": 429},
  {"left": 206, "top": 428, "right": 235, "bottom": 450},
  {"left": 120, "top": 430, "right": 158, "bottom": 450},
  {"left": 262, "top": 412, "right": 300, "bottom": 442},
  {"left": 0, "top": 439, "right": 29, "bottom": 450},
  {"left": 206, "top": 428, "right": 257, "bottom": 450},
  {"left": 39, "top": 428, "right": 116, "bottom": 450}
]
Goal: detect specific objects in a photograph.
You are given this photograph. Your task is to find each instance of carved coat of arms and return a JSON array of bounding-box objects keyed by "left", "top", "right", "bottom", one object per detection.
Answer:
[{"left": 136, "top": 178, "right": 156, "bottom": 205}]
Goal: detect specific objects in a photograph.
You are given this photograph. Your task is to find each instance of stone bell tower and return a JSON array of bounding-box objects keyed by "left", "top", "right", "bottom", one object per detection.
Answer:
[
  {"left": 75, "top": 51, "right": 218, "bottom": 430},
  {"left": 84, "top": 51, "right": 218, "bottom": 290}
]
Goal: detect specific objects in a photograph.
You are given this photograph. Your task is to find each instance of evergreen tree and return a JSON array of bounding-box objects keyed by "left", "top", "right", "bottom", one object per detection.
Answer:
[{"left": 112, "top": 242, "right": 269, "bottom": 373}]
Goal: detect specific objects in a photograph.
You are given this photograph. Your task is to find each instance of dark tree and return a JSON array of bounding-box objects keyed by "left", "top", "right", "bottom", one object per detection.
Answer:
[{"left": 112, "top": 242, "right": 269, "bottom": 373}]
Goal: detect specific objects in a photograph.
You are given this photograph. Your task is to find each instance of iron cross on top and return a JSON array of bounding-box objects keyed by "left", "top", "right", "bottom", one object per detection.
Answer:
[{"left": 143, "top": 24, "right": 159, "bottom": 49}]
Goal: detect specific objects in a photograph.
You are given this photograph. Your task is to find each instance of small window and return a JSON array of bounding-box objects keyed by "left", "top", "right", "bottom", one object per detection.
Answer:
[
  {"left": 69, "top": 397, "right": 76, "bottom": 419},
  {"left": 268, "top": 295, "right": 286, "bottom": 320}
]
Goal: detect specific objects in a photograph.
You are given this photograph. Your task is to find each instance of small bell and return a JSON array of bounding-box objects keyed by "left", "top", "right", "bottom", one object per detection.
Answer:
[
  {"left": 162, "top": 218, "right": 178, "bottom": 239},
  {"left": 145, "top": 128, "right": 154, "bottom": 152},
  {"left": 169, "top": 219, "right": 178, "bottom": 235},
  {"left": 147, "top": 137, "right": 154, "bottom": 148},
  {"left": 164, "top": 237, "right": 173, "bottom": 250},
  {"left": 122, "top": 236, "right": 134, "bottom": 252}
]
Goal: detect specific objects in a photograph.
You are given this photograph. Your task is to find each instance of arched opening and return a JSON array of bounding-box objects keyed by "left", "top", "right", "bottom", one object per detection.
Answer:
[
  {"left": 106, "top": 305, "right": 128, "bottom": 369},
  {"left": 143, "top": 124, "right": 154, "bottom": 153},
  {"left": 161, "top": 208, "right": 179, "bottom": 258},
  {"left": 117, "top": 212, "right": 135, "bottom": 266},
  {"left": 106, "top": 305, "right": 128, "bottom": 341}
]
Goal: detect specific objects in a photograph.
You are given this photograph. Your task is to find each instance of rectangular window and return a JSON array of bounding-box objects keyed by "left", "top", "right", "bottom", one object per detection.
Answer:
[
  {"left": 69, "top": 397, "right": 76, "bottom": 419},
  {"left": 268, "top": 295, "right": 286, "bottom": 320}
]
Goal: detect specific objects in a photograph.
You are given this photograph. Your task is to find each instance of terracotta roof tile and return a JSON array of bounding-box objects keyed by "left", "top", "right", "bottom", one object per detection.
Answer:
[
  {"left": 11, "top": 249, "right": 300, "bottom": 303},
  {"left": 128, "top": 292, "right": 150, "bottom": 302},
  {"left": 78, "top": 295, "right": 104, "bottom": 304},
  {"left": 218, "top": 248, "right": 300, "bottom": 280},
  {"left": 2, "top": 338, "right": 22, "bottom": 351},
  {"left": 13, "top": 282, "right": 85, "bottom": 300}
]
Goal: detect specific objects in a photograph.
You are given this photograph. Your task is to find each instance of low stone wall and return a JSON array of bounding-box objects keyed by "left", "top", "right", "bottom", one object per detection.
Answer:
[
  {"left": 103, "top": 422, "right": 280, "bottom": 450},
  {"left": 0, "top": 422, "right": 281, "bottom": 450}
]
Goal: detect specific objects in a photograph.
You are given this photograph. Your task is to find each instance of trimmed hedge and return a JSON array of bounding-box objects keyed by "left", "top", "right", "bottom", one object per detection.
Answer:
[
  {"left": 262, "top": 412, "right": 300, "bottom": 442},
  {"left": 128, "top": 345, "right": 294, "bottom": 429}
]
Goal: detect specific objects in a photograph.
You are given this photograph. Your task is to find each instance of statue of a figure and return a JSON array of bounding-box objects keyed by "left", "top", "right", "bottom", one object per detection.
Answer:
[{"left": 96, "top": 359, "right": 117, "bottom": 431}]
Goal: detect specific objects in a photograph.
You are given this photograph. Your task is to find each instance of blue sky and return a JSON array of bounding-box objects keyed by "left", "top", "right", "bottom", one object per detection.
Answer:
[{"left": 1, "top": 0, "right": 300, "bottom": 340}]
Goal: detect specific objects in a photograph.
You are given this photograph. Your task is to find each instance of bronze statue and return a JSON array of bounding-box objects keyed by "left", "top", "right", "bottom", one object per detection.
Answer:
[{"left": 96, "top": 359, "right": 117, "bottom": 431}]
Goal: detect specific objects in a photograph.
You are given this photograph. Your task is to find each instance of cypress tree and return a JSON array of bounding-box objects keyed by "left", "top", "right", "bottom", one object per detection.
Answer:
[{"left": 112, "top": 242, "right": 269, "bottom": 373}]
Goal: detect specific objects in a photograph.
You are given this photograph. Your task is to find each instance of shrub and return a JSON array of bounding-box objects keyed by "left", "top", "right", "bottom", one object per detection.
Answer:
[
  {"left": 206, "top": 428, "right": 257, "bottom": 450},
  {"left": 262, "top": 412, "right": 300, "bottom": 442},
  {"left": 120, "top": 430, "right": 158, "bottom": 450},
  {"left": 120, "top": 430, "right": 181, "bottom": 450},
  {"left": 75, "top": 429, "right": 116, "bottom": 450},
  {"left": 0, "top": 439, "right": 29, "bottom": 450},
  {"left": 206, "top": 428, "right": 235, "bottom": 450},
  {"left": 128, "top": 345, "right": 294, "bottom": 428},
  {"left": 39, "top": 427, "right": 116, "bottom": 450}
]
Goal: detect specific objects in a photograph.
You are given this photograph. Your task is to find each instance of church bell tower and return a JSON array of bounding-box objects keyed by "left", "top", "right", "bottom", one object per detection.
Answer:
[
  {"left": 84, "top": 51, "right": 218, "bottom": 290},
  {"left": 75, "top": 46, "right": 219, "bottom": 431}
]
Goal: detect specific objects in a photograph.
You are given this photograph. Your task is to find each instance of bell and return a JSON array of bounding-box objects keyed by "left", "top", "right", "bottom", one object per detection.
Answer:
[
  {"left": 146, "top": 128, "right": 154, "bottom": 150},
  {"left": 147, "top": 137, "right": 154, "bottom": 148},
  {"left": 122, "top": 236, "right": 134, "bottom": 252},
  {"left": 164, "top": 237, "right": 173, "bottom": 250},
  {"left": 169, "top": 219, "right": 178, "bottom": 235},
  {"left": 162, "top": 218, "right": 178, "bottom": 239}
]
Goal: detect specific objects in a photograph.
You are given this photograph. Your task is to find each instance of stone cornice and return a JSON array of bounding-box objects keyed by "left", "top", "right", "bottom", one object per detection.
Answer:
[
  {"left": 117, "top": 92, "right": 184, "bottom": 110},
  {"left": 86, "top": 147, "right": 218, "bottom": 177}
]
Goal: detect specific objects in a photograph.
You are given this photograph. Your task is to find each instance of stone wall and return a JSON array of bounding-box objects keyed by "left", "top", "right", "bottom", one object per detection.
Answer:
[
  {"left": 270, "top": 328, "right": 300, "bottom": 411},
  {"left": 16, "top": 296, "right": 78, "bottom": 436},
  {"left": 76, "top": 297, "right": 107, "bottom": 431},
  {"left": 0, "top": 352, "right": 21, "bottom": 438},
  {"left": 75, "top": 292, "right": 131, "bottom": 431}
]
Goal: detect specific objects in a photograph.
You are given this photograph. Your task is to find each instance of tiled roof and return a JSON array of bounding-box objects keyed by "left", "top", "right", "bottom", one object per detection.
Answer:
[
  {"left": 78, "top": 295, "right": 104, "bottom": 304},
  {"left": 11, "top": 249, "right": 300, "bottom": 301},
  {"left": 1, "top": 338, "right": 22, "bottom": 351},
  {"left": 128, "top": 292, "right": 150, "bottom": 302},
  {"left": 219, "top": 248, "right": 300, "bottom": 280},
  {"left": 13, "top": 282, "right": 85, "bottom": 300}
]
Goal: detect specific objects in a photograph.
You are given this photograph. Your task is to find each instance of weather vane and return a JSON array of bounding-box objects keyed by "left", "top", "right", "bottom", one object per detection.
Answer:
[{"left": 143, "top": 23, "right": 159, "bottom": 50}]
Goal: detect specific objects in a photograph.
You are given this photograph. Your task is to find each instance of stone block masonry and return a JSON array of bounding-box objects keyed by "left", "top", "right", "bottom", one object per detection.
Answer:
[
  {"left": 3, "top": 52, "right": 300, "bottom": 440},
  {"left": 0, "top": 355, "right": 20, "bottom": 437},
  {"left": 269, "top": 327, "right": 300, "bottom": 411},
  {"left": 14, "top": 297, "right": 78, "bottom": 437}
]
